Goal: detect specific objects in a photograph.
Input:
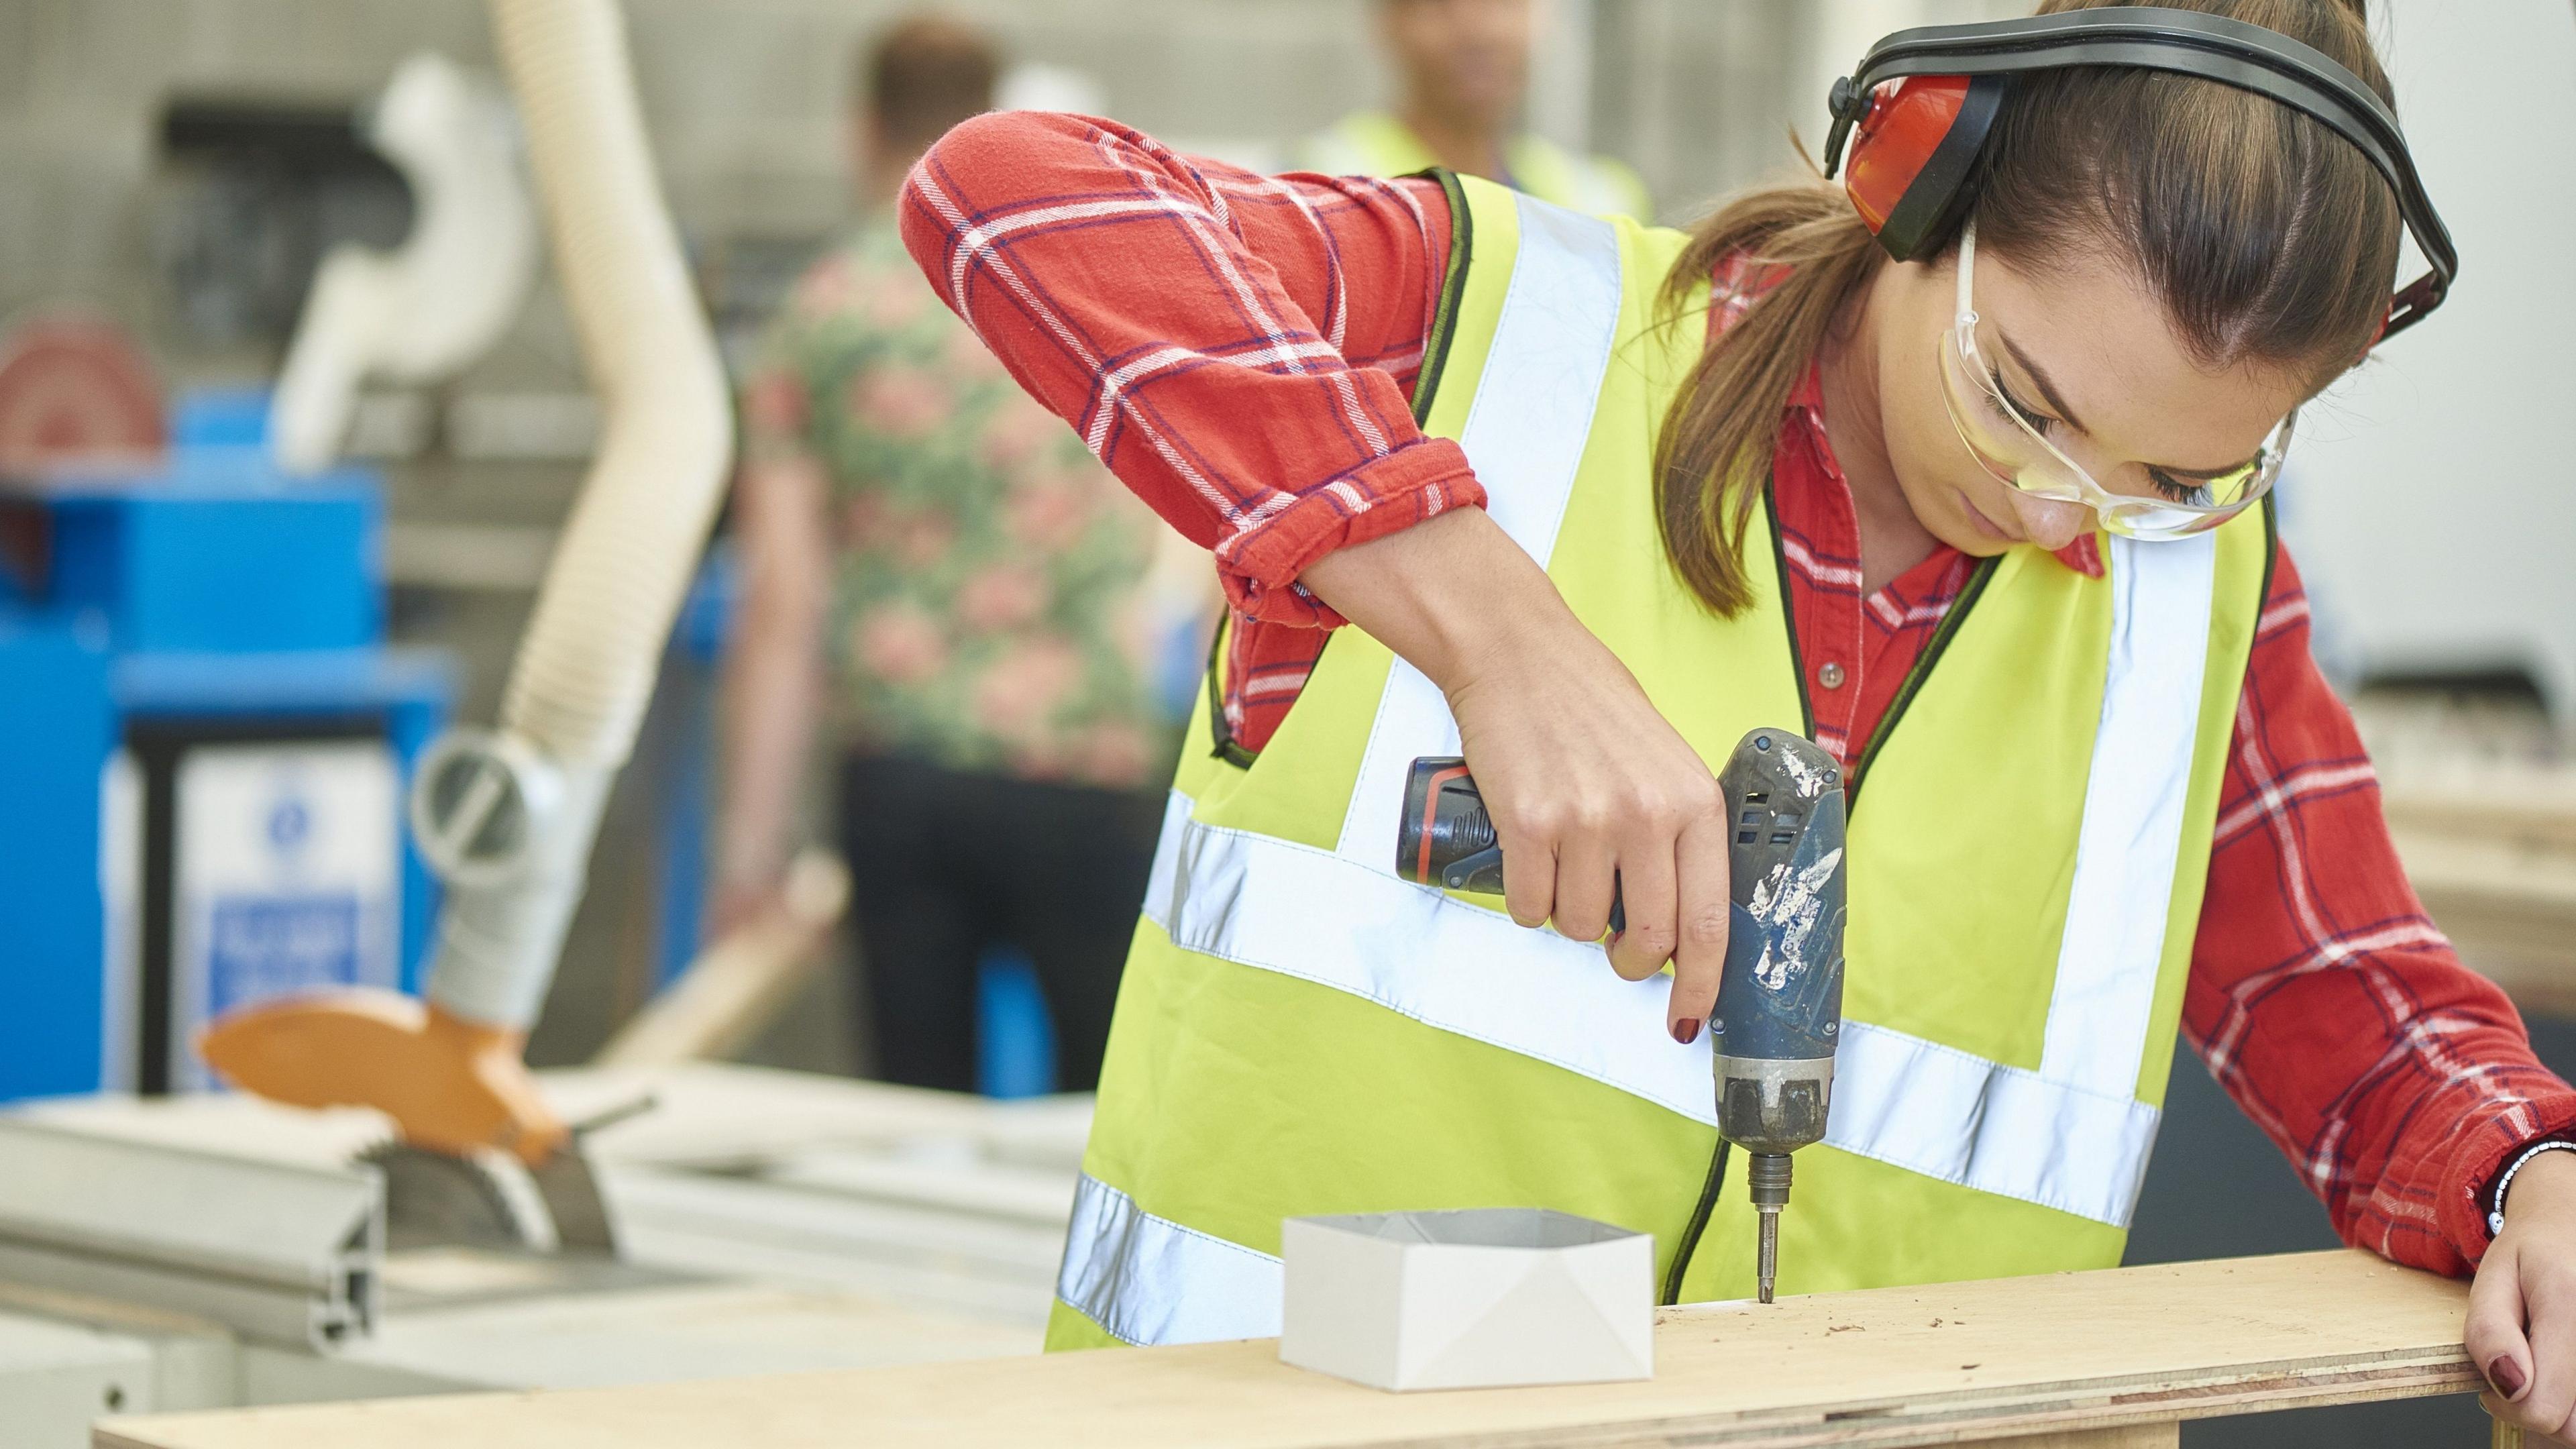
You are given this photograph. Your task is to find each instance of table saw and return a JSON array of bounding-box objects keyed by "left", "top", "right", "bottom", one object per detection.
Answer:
[{"left": 0, "top": 1063, "right": 1085, "bottom": 1447}]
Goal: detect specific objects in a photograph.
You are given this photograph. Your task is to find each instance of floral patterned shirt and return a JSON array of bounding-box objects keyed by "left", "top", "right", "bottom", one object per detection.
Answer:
[{"left": 739, "top": 220, "right": 1177, "bottom": 790}]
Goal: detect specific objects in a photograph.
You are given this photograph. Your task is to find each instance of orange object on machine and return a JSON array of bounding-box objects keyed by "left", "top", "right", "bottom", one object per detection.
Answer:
[{"left": 200, "top": 994, "right": 568, "bottom": 1166}]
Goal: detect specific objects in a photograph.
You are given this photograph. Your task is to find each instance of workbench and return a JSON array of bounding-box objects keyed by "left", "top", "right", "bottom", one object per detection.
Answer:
[{"left": 97, "top": 1249, "right": 2493, "bottom": 1449}]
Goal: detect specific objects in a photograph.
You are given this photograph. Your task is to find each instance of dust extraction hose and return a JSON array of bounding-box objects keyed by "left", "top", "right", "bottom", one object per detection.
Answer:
[{"left": 420, "top": 0, "right": 732, "bottom": 1029}]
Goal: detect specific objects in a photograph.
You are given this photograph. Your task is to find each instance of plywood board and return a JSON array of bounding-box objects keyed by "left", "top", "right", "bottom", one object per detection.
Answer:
[{"left": 99, "top": 1250, "right": 2477, "bottom": 1449}]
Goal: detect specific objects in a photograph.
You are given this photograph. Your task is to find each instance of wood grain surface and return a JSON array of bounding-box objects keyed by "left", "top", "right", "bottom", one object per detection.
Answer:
[{"left": 97, "top": 1250, "right": 2479, "bottom": 1449}]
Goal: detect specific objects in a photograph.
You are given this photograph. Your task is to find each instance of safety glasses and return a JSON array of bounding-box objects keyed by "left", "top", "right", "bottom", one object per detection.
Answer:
[{"left": 1937, "top": 220, "right": 2292, "bottom": 541}]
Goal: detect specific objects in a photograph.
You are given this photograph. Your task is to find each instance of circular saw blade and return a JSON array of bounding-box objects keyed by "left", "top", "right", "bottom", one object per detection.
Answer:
[{"left": 358, "top": 1139, "right": 540, "bottom": 1252}]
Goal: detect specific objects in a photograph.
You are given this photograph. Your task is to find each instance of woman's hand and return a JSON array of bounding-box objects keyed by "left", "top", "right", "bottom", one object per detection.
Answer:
[
  {"left": 2469, "top": 1149, "right": 2576, "bottom": 1443},
  {"left": 1301, "top": 509, "right": 1736, "bottom": 1042}
]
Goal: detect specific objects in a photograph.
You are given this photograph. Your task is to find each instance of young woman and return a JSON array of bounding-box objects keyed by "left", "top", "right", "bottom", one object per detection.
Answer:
[{"left": 903, "top": 0, "right": 2576, "bottom": 1432}]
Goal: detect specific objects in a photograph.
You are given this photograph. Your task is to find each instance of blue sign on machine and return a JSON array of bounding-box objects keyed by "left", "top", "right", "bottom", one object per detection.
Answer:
[
  {"left": 207, "top": 896, "right": 363, "bottom": 1015},
  {"left": 168, "top": 739, "right": 403, "bottom": 1089}
]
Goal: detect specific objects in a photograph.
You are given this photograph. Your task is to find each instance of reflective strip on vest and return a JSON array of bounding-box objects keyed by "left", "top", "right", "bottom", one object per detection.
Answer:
[
  {"left": 2042, "top": 533, "right": 2217, "bottom": 1102},
  {"left": 1059, "top": 1171, "right": 1281, "bottom": 1345},
  {"left": 1146, "top": 788, "right": 2163, "bottom": 1226},
  {"left": 1337, "top": 193, "right": 1623, "bottom": 865}
]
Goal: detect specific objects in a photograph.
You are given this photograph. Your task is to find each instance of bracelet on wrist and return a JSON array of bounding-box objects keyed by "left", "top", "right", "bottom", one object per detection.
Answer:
[{"left": 2489, "top": 1139, "right": 2576, "bottom": 1236}]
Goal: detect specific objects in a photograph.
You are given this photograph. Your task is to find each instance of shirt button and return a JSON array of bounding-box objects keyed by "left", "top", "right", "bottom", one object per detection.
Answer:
[{"left": 1817, "top": 661, "right": 1847, "bottom": 690}]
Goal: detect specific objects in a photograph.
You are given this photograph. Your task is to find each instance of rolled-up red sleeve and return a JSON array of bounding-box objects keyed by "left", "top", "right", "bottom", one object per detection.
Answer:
[
  {"left": 2184, "top": 547, "right": 2576, "bottom": 1276},
  {"left": 899, "top": 110, "right": 1478, "bottom": 628}
]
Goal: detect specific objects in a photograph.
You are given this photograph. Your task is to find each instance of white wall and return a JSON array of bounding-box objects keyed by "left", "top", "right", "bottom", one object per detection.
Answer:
[{"left": 2287, "top": 0, "right": 2576, "bottom": 718}]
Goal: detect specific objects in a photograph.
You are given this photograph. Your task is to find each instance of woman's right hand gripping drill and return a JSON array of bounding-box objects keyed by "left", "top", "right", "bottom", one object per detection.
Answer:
[{"left": 1302, "top": 506, "right": 1735, "bottom": 1045}]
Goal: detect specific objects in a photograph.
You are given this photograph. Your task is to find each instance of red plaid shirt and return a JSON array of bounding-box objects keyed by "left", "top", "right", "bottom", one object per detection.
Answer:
[{"left": 903, "top": 109, "right": 2576, "bottom": 1275}]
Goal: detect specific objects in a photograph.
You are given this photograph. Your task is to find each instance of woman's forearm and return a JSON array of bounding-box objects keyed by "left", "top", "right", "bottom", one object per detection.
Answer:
[
  {"left": 1300, "top": 507, "right": 1736, "bottom": 1036},
  {"left": 1299, "top": 508, "right": 1589, "bottom": 696}
]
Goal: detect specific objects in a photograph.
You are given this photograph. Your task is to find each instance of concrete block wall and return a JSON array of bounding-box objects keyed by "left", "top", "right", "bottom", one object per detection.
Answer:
[{"left": 0, "top": 0, "right": 1861, "bottom": 358}]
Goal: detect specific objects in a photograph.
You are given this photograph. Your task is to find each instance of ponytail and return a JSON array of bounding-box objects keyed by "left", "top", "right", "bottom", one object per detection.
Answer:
[{"left": 1650, "top": 182, "right": 1881, "bottom": 617}]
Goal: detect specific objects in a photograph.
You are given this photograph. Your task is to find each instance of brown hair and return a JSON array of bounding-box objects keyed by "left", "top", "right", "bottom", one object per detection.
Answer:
[
  {"left": 1650, "top": 0, "right": 2398, "bottom": 616},
  {"left": 862, "top": 15, "right": 1000, "bottom": 150}
]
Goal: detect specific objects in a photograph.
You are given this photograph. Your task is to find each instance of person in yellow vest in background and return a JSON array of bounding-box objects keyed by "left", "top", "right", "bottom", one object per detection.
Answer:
[
  {"left": 907, "top": 1, "right": 2576, "bottom": 1437},
  {"left": 1298, "top": 0, "right": 1652, "bottom": 222}
]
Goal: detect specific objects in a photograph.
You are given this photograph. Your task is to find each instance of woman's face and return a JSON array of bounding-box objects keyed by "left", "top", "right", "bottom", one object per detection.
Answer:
[{"left": 1868, "top": 240, "right": 2315, "bottom": 555}]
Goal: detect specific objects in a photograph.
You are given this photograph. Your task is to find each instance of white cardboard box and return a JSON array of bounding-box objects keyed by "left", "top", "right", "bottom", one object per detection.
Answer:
[{"left": 1279, "top": 1208, "right": 1654, "bottom": 1392}]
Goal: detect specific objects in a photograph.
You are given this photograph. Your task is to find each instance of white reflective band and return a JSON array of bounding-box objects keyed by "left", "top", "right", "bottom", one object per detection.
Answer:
[
  {"left": 1148, "top": 790, "right": 2162, "bottom": 1226},
  {"left": 2038, "top": 533, "right": 2216, "bottom": 1102},
  {"left": 1830, "top": 1020, "right": 2161, "bottom": 1226},
  {"left": 1337, "top": 193, "right": 1622, "bottom": 864},
  {"left": 1156, "top": 790, "right": 1700, "bottom": 1113},
  {"left": 1058, "top": 1170, "right": 1281, "bottom": 1346}
]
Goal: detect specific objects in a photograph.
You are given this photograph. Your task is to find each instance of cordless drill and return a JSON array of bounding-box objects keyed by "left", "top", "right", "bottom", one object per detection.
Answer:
[{"left": 1396, "top": 729, "right": 1847, "bottom": 1304}]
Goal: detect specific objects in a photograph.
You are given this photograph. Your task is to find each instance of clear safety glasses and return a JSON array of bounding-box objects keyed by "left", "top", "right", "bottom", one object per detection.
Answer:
[{"left": 1936, "top": 220, "right": 2294, "bottom": 541}]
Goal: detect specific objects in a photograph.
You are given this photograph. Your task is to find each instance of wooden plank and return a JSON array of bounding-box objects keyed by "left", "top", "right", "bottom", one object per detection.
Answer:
[
  {"left": 1972, "top": 1431, "right": 2173, "bottom": 1449},
  {"left": 2379, "top": 765, "right": 2576, "bottom": 1018},
  {"left": 97, "top": 1250, "right": 2478, "bottom": 1449},
  {"left": 593, "top": 852, "right": 851, "bottom": 1070},
  {"left": 2391, "top": 827, "right": 2576, "bottom": 1017},
  {"left": 2381, "top": 778, "right": 2576, "bottom": 857}
]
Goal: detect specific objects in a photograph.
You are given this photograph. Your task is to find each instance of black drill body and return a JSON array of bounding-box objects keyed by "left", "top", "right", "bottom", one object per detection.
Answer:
[{"left": 1397, "top": 729, "right": 1848, "bottom": 1303}]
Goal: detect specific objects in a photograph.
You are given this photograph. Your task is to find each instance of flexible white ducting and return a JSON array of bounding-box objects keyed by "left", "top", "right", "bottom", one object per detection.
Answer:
[
  {"left": 424, "top": 0, "right": 733, "bottom": 1028},
  {"left": 271, "top": 53, "right": 539, "bottom": 474}
]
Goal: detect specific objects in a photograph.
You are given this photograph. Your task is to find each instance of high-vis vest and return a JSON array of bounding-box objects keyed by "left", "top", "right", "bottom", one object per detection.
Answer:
[
  {"left": 1297, "top": 111, "right": 1654, "bottom": 224},
  {"left": 1049, "top": 175, "right": 2270, "bottom": 1352}
]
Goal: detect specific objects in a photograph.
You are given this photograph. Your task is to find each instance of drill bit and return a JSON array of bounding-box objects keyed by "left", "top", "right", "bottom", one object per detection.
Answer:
[
  {"left": 1748, "top": 1151, "right": 1792, "bottom": 1303},
  {"left": 1757, "top": 1212, "right": 1780, "bottom": 1304}
]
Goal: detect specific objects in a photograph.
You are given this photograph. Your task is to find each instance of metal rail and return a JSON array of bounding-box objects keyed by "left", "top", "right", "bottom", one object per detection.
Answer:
[{"left": 0, "top": 1119, "right": 381, "bottom": 1348}]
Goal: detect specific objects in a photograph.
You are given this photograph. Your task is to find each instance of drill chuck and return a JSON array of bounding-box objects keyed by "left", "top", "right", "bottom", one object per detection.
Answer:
[{"left": 1714, "top": 1054, "right": 1837, "bottom": 1155}]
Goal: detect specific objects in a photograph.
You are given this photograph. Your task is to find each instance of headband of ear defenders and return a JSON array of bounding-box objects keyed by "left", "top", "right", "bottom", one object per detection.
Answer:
[{"left": 1821, "top": 5, "right": 2456, "bottom": 340}]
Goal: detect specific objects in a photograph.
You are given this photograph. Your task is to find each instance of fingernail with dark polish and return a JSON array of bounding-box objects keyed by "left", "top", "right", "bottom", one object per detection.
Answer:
[
  {"left": 1671, "top": 1018, "right": 1702, "bottom": 1045},
  {"left": 2488, "top": 1355, "right": 2528, "bottom": 1400}
]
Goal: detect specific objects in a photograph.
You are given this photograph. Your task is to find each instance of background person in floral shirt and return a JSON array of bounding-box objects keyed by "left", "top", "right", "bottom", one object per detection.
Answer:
[{"left": 715, "top": 15, "right": 1196, "bottom": 1092}]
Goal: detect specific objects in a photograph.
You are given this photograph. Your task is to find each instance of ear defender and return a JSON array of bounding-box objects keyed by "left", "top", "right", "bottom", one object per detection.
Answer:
[
  {"left": 1815, "top": 10, "right": 2451, "bottom": 335},
  {"left": 1825, "top": 72, "right": 2009, "bottom": 264}
]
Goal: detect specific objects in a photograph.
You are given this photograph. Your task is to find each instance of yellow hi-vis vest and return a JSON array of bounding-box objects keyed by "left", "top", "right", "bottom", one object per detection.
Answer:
[
  {"left": 1048, "top": 174, "right": 2270, "bottom": 1351},
  {"left": 1296, "top": 111, "right": 1654, "bottom": 224}
]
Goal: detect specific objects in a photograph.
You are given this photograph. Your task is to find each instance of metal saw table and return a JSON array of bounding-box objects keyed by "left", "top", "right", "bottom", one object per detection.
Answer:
[{"left": 0, "top": 1064, "right": 1085, "bottom": 1442}]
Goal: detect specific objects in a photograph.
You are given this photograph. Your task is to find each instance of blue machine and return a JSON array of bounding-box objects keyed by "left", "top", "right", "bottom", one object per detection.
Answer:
[{"left": 0, "top": 405, "right": 451, "bottom": 1102}]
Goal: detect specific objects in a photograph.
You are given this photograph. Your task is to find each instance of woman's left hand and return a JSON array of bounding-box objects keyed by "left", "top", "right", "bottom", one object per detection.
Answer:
[{"left": 2469, "top": 1149, "right": 2576, "bottom": 1442}]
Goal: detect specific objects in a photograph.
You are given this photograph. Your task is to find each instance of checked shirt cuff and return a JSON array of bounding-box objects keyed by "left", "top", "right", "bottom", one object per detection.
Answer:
[{"left": 1212, "top": 438, "right": 1482, "bottom": 629}]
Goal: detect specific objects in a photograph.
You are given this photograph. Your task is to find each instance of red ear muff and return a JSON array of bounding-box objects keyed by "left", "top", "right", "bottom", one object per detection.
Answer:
[
  {"left": 1824, "top": 10, "right": 2452, "bottom": 336},
  {"left": 1835, "top": 73, "right": 2008, "bottom": 264}
]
